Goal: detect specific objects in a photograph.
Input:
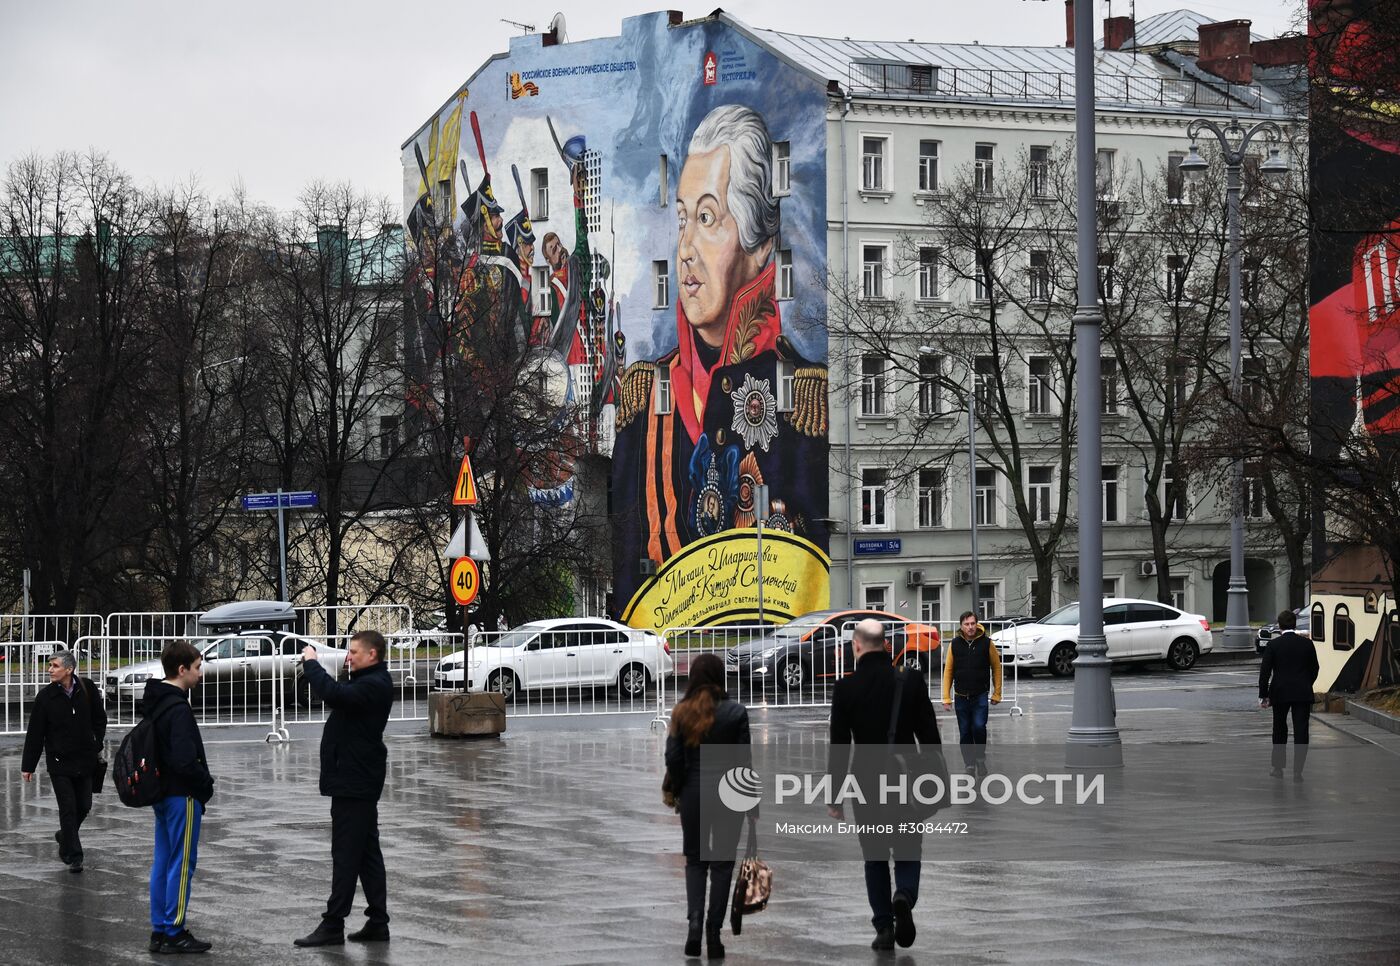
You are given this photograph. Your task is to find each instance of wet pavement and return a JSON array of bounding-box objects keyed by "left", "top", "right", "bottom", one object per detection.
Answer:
[{"left": 3, "top": 670, "right": 1400, "bottom": 965}]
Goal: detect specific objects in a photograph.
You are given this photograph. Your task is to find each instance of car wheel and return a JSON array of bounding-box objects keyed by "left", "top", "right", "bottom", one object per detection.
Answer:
[
  {"left": 778, "top": 658, "right": 807, "bottom": 692},
  {"left": 1048, "top": 643, "right": 1077, "bottom": 678},
  {"left": 1166, "top": 637, "right": 1199, "bottom": 672},
  {"left": 901, "top": 651, "right": 924, "bottom": 673},
  {"left": 618, "top": 663, "right": 651, "bottom": 698},
  {"left": 487, "top": 669, "right": 517, "bottom": 702}
]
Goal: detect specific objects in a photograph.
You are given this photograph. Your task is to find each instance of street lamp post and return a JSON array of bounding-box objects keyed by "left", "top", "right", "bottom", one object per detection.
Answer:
[
  {"left": 1065, "top": 0, "right": 1121, "bottom": 768},
  {"left": 1179, "top": 119, "right": 1289, "bottom": 651}
]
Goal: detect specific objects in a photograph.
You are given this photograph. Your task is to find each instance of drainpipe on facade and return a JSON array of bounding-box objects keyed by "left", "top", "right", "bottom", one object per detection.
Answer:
[{"left": 840, "top": 90, "right": 855, "bottom": 609}]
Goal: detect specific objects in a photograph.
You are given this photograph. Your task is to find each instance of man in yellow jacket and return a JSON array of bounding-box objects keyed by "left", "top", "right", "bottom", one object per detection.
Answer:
[{"left": 941, "top": 611, "right": 1002, "bottom": 775}]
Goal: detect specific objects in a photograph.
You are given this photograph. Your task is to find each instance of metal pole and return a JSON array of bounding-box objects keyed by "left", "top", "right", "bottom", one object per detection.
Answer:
[
  {"left": 840, "top": 93, "right": 855, "bottom": 609},
  {"left": 277, "top": 488, "right": 289, "bottom": 602},
  {"left": 968, "top": 368, "right": 981, "bottom": 612},
  {"left": 21, "top": 568, "right": 29, "bottom": 619},
  {"left": 1223, "top": 157, "right": 1251, "bottom": 649},
  {"left": 1066, "top": 0, "right": 1122, "bottom": 768},
  {"left": 755, "top": 483, "right": 770, "bottom": 624}
]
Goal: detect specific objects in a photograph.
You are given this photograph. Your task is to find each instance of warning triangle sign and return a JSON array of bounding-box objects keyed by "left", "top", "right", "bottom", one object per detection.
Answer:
[{"left": 453, "top": 454, "right": 478, "bottom": 506}]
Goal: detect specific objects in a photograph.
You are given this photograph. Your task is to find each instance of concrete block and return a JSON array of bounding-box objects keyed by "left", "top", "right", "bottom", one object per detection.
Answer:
[{"left": 428, "top": 691, "right": 506, "bottom": 738}]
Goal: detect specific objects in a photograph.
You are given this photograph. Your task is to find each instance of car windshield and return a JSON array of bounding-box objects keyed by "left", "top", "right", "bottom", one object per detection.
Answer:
[
  {"left": 774, "top": 614, "right": 836, "bottom": 638},
  {"left": 486, "top": 624, "right": 549, "bottom": 648},
  {"left": 1040, "top": 603, "right": 1081, "bottom": 626}
]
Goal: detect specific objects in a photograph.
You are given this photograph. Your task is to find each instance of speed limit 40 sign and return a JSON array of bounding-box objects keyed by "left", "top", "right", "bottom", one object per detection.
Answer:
[{"left": 450, "top": 556, "right": 481, "bottom": 607}]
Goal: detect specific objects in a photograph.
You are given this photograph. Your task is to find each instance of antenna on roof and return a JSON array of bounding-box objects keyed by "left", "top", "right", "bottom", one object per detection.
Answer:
[{"left": 501, "top": 18, "right": 535, "bottom": 34}]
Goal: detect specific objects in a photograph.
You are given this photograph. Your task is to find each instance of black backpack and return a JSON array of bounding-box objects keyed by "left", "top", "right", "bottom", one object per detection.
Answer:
[{"left": 113, "top": 701, "right": 179, "bottom": 807}]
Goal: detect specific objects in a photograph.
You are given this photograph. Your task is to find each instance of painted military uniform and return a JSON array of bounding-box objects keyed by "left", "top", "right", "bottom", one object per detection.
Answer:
[{"left": 611, "top": 261, "right": 829, "bottom": 608}]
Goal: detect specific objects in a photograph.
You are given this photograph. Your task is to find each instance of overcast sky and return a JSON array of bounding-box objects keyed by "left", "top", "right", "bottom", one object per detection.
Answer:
[{"left": 1, "top": 0, "right": 1300, "bottom": 213}]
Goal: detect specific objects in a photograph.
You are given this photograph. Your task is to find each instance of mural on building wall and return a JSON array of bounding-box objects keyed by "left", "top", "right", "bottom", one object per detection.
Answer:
[{"left": 402, "top": 12, "right": 831, "bottom": 631}]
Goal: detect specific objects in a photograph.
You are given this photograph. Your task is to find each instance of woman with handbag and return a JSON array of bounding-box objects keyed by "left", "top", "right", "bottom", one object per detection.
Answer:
[
  {"left": 664, "top": 653, "right": 751, "bottom": 960},
  {"left": 21, "top": 650, "right": 107, "bottom": 873}
]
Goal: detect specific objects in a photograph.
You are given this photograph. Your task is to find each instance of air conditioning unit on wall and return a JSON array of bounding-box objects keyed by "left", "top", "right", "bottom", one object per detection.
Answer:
[
  {"left": 906, "top": 569, "right": 925, "bottom": 587},
  {"left": 1064, "top": 564, "right": 1080, "bottom": 584},
  {"left": 954, "top": 568, "right": 973, "bottom": 586},
  {"left": 1139, "top": 560, "right": 1159, "bottom": 578}
]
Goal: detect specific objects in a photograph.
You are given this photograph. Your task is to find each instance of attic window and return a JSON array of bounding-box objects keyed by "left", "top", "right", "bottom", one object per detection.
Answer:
[{"left": 910, "top": 65, "right": 935, "bottom": 90}]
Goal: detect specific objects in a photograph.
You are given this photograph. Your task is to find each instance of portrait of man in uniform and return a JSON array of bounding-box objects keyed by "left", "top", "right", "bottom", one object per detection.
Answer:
[{"left": 612, "top": 103, "right": 829, "bottom": 614}]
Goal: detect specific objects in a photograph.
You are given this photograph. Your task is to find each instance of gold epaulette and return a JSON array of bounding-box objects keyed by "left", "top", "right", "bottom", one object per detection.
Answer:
[
  {"left": 617, "top": 362, "right": 655, "bottom": 430},
  {"left": 787, "top": 365, "right": 828, "bottom": 437}
]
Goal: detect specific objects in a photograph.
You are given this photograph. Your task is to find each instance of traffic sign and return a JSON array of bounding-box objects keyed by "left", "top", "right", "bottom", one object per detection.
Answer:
[
  {"left": 242, "top": 491, "right": 318, "bottom": 511},
  {"left": 442, "top": 512, "right": 489, "bottom": 562},
  {"left": 450, "top": 556, "right": 481, "bottom": 607},
  {"left": 453, "top": 454, "right": 478, "bottom": 506}
]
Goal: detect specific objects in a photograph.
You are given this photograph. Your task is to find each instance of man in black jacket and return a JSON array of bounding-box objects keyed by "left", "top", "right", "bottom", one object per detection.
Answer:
[
  {"left": 827, "top": 619, "right": 942, "bottom": 952},
  {"left": 294, "top": 630, "right": 394, "bottom": 948},
  {"left": 143, "top": 639, "right": 217, "bottom": 954},
  {"left": 22, "top": 650, "right": 106, "bottom": 873},
  {"left": 1259, "top": 609, "right": 1320, "bottom": 780}
]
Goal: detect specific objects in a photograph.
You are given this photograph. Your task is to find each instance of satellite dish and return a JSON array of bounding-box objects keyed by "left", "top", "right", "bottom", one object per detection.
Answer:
[{"left": 549, "top": 12, "right": 568, "bottom": 44}]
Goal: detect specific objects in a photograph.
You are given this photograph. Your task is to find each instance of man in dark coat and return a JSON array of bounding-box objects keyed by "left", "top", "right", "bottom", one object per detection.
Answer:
[
  {"left": 827, "top": 619, "right": 941, "bottom": 951},
  {"left": 1259, "top": 609, "right": 1320, "bottom": 779},
  {"left": 22, "top": 650, "right": 106, "bottom": 873},
  {"left": 294, "top": 631, "right": 394, "bottom": 947}
]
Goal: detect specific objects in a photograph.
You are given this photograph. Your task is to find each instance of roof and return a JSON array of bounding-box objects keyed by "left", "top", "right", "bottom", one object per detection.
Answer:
[{"left": 1124, "top": 9, "right": 1265, "bottom": 49}]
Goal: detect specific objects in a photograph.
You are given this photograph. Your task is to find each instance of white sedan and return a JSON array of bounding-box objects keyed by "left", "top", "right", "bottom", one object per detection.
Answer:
[
  {"left": 433, "top": 618, "right": 673, "bottom": 700},
  {"left": 995, "top": 598, "right": 1213, "bottom": 677}
]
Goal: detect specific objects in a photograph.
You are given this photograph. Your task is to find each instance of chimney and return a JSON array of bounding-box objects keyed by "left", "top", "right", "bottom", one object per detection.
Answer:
[
  {"left": 1103, "top": 15, "right": 1135, "bottom": 51},
  {"left": 1065, "top": 0, "right": 1075, "bottom": 48},
  {"left": 1197, "top": 19, "right": 1254, "bottom": 84},
  {"left": 1252, "top": 35, "right": 1306, "bottom": 67},
  {"left": 668, "top": 10, "right": 684, "bottom": 26}
]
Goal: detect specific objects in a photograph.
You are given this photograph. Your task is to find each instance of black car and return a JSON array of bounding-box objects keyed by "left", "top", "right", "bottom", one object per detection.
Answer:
[{"left": 1256, "top": 606, "right": 1309, "bottom": 654}]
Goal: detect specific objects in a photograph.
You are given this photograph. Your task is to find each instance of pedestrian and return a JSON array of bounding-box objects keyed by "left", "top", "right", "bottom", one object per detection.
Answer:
[
  {"left": 21, "top": 649, "right": 107, "bottom": 874},
  {"left": 143, "top": 639, "right": 216, "bottom": 954},
  {"left": 828, "top": 618, "right": 941, "bottom": 951},
  {"left": 941, "top": 611, "right": 1002, "bottom": 774},
  {"left": 294, "top": 630, "right": 394, "bottom": 948},
  {"left": 664, "top": 652, "right": 752, "bottom": 960},
  {"left": 1259, "top": 608, "right": 1319, "bottom": 781}
]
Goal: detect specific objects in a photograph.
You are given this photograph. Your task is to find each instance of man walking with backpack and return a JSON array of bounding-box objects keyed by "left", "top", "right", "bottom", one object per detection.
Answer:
[
  {"left": 141, "top": 640, "right": 216, "bottom": 954},
  {"left": 21, "top": 650, "right": 106, "bottom": 874},
  {"left": 293, "top": 630, "right": 394, "bottom": 948}
]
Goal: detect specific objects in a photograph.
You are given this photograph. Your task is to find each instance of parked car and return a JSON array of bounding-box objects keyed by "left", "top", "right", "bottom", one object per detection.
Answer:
[
  {"left": 994, "top": 598, "right": 1213, "bottom": 677},
  {"left": 432, "top": 618, "right": 673, "bottom": 700},
  {"left": 725, "top": 609, "right": 941, "bottom": 693},
  {"left": 105, "top": 632, "right": 347, "bottom": 709},
  {"left": 1257, "top": 607, "right": 1309, "bottom": 654}
]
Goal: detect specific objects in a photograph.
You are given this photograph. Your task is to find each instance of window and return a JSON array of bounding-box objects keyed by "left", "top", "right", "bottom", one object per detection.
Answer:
[
  {"left": 974, "top": 250, "right": 994, "bottom": 301},
  {"left": 1103, "top": 576, "right": 1121, "bottom": 598},
  {"left": 975, "top": 144, "right": 995, "bottom": 195},
  {"left": 918, "top": 468, "right": 946, "bottom": 528},
  {"left": 1310, "top": 602, "right": 1326, "bottom": 641},
  {"left": 1241, "top": 255, "right": 1262, "bottom": 305},
  {"left": 1029, "top": 250, "right": 1050, "bottom": 301},
  {"left": 772, "top": 141, "right": 791, "bottom": 195},
  {"left": 655, "top": 365, "right": 672, "bottom": 415},
  {"left": 860, "top": 355, "right": 888, "bottom": 416},
  {"left": 862, "top": 136, "right": 886, "bottom": 191},
  {"left": 920, "top": 585, "right": 944, "bottom": 624},
  {"left": 1097, "top": 252, "right": 1116, "bottom": 301},
  {"left": 1334, "top": 604, "right": 1355, "bottom": 650},
  {"left": 1168, "top": 576, "right": 1187, "bottom": 612},
  {"left": 1095, "top": 149, "right": 1115, "bottom": 199},
  {"left": 918, "top": 354, "right": 942, "bottom": 415},
  {"left": 1102, "top": 465, "right": 1121, "bottom": 523},
  {"left": 1101, "top": 357, "right": 1120, "bottom": 414},
  {"left": 1168, "top": 358, "right": 1189, "bottom": 409},
  {"left": 862, "top": 244, "right": 886, "bottom": 299},
  {"left": 652, "top": 260, "right": 669, "bottom": 308},
  {"left": 861, "top": 468, "right": 890, "bottom": 529},
  {"left": 778, "top": 249, "right": 794, "bottom": 300},
  {"left": 918, "top": 247, "right": 941, "bottom": 300},
  {"left": 910, "top": 64, "right": 934, "bottom": 90},
  {"left": 1242, "top": 357, "right": 1265, "bottom": 409},
  {"left": 1165, "top": 464, "right": 1188, "bottom": 521},
  {"left": 973, "top": 355, "right": 996, "bottom": 409},
  {"left": 864, "top": 584, "right": 890, "bottom": 611},
  {"left": 1165, "top": 254, "right": 1188, "bottom": 301},
  {"left": 1029, "top": 146, "right": 1050, "bottom": 197},
  {"left": 378, "top": 415, "right": 399, "bottom": 460},
  {"left": 531, "top": 265, "right": 551, "bottom": 315},
  {"left": 1243, "top": 464, "right": 1266, "bottom": 520},
  {"left": 530, "top": 167, "right": 549, "bottom": 220},
  {"left": 977, "top": 582, "right": 1000, "bottom": 618},
  {"left": 918, "top": 140, "right": 940, "bottom": 192},
  {"left": 582, "top": 149, "right": 603, "bottom": 233},
  {"left": 658, "top": 154, "right": 668, "bottom": 206},
  {"left": 1028, "top": 466, "right": 1053, "bottom": 523},
  {"left": 776, "top": 360, "right": 795, "bottom": 413},
  {"left": 1028, "top": 577, "right": 1054, "bottom": 614},
  {"left": 1166, "top": 151, "right": 1186, "bottom": 202},
  {"left": 433, "top": 179, "right": 451, "bottom": 217},
  {"left": 974, "top": 467, "right": 997, "bottom": 527},
  {"left": 376, "top": 327, "right": 398, "bottom": 365},
  {"left": 1027, "top": 357, "right": 1053, "bottom": 415}
]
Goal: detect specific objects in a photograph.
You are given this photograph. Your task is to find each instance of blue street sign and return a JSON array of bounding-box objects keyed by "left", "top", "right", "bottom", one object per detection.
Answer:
[
  {"left": 242, "top": 491, "right": 319, "bottom": 511},
  {"left": 853, "top": 538, "right": 902, "bottom": 556}
]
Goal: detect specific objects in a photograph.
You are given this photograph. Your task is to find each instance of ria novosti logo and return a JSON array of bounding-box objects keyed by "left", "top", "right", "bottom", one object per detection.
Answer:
[{"left": 717, "top": 767, "right": 763, "bottom": 813}]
